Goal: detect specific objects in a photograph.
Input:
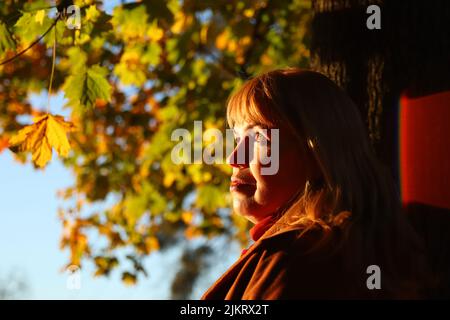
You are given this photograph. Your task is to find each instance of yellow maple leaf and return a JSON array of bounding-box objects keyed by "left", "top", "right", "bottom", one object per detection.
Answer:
[
  {"left": 32, "top": 135, "right": 52, "bottom": 168},
  {"left": 85, "top": 5, "right": 100, "bottom": 22},
  {"left": 147, "top": 20, "right": 164, "bottom": 42},
  {"left": 46, "top": 115, "right": 75, "bottom": 157},
  {"left": 8, "top": 114, "right": 76, "bottom": 167},
  {"left": 9, "top": 114, "right": 47, "bottom": 152},
  {"left": 35, "top": 10, "right": 46, "bottom": 26}
]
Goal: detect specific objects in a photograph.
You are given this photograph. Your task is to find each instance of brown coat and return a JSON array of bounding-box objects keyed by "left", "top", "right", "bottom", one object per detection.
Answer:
[{"left": 201, "top": 211, "right": 412, "bottom": 300}]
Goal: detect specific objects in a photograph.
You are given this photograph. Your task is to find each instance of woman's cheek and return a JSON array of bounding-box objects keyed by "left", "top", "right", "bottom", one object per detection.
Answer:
[
  {"left": 255, "top": 144, "right": 272, "bottom": 172},
  {"left": 249, "top": 162, "right": 261, "bottom": 182},
  {"left": 250, "top": 145, "right": 262, "bottom": 175}
]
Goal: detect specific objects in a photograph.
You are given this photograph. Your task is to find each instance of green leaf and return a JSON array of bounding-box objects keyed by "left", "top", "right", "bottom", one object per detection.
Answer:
[
  {"left": 66, "top": 47, "right": 88, "bottom": 72},
  {"left": 113, "top": 45, "right": 146, "bottom": 86},
  {"left": 43, "top": 19, "right": 66, "bottom": 48},
  {"left": 14, "top": 11, "right": 52, "bottom": 46},
  {"left": 113, "top": 42, "right": 160, "bottom": 86},
  {"left": 124, "top": 193, "right": 148, "bottom": 226},
  {"left": 22, "top": 0, "right": 50, "bottom": 11},
  {"left": 165, "top": 38, "right": 180, "bottom": 65},
  {"left": 142, "top": 42, "right": 162, "bottom": 66},
  {"left": 63, "top": 64, "right": 112, "bottom": 109},
  {"left": 85, "top": 5, "right": 101, "bottom": 22},
  {"left": 0, "top": 21, "right": 16, "bottom": 57},
  {"left": 192, "top": 58, "right": 210, "bottom": 86},
  {"left": 111, "top": 5, "right": 149, "bottom": 41}
]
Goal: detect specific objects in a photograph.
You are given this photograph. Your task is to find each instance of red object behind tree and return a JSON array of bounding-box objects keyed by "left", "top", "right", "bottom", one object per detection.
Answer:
[
  {"left": 400, "top": 90, "right": 450, "bottom": 298},
  {"left": 400, "top": 91, "right": 450, "bottom": 209}
]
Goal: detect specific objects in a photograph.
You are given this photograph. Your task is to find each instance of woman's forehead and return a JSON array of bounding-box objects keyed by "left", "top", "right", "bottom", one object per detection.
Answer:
[
  {"left": 231, "top": 121, "right": 266, "bottom": 133},
  {"left": 227, "top": 97, "right": 278, "bottom": 129}
]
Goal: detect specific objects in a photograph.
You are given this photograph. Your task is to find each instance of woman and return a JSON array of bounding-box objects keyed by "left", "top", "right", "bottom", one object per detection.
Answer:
[{"left": 201, "top": 68, "right": 430, "bottom": 299}]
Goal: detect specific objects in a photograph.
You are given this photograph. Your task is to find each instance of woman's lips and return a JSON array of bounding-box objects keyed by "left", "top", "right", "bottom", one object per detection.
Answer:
[{"left": 230, "top": 178, "right": 256, "bottom": 193}]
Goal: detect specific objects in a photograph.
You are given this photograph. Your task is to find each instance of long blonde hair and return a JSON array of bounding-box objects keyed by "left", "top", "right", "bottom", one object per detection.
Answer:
[{"left": 227, "top": 67, "right": 430, "bottom": 298}]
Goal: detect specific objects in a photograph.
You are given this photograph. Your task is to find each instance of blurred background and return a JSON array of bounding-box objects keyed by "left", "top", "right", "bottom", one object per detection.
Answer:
[{"left": 0, "top": 0, "right": 449, "bottom": 299}]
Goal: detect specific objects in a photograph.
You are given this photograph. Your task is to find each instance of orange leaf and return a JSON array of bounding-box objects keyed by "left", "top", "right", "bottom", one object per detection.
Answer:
[{"left": 8, "top": 114, "right": 76, "bottom": 167}]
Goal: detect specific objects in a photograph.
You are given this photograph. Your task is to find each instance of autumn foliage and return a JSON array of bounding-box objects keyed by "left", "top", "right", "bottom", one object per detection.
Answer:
[{"left": 0, "top": 0, "right": 311, "bottom": 291}]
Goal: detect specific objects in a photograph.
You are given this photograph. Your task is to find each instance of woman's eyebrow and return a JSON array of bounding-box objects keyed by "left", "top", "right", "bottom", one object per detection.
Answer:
[
  {"left": 232, "top": 124, "right": 254, "bottom": 135},
  {"left": 237, "top": 119, "right": 277, "bottom": 131},
  {"left": 232, "top": 123, "right": 271, "bottom": 136}
]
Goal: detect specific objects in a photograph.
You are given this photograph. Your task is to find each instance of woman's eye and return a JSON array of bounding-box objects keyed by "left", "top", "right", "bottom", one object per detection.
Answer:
[{"left": 254, "top": 132, "right": 268, "bottom": 143}]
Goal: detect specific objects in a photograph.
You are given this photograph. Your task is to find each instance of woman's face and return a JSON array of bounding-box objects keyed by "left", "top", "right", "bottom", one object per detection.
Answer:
[{"left": 227, "top": 121, "right": 319, "bottom": 223}]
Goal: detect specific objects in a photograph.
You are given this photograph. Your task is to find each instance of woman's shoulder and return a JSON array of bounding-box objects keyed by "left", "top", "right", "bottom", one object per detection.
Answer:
[
  {"left": 243, "top": 224, "right": 372, "bottom": 299},
  {"left": 253, "top": 223, "right": 351, "bottom": 279},
  {"left": 258, "top": 222, "right": 341, "bottom": 257}
]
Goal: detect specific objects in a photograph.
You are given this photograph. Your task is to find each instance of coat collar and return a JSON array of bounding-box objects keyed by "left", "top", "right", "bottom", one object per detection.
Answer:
[
  {"left": 258, "top": 204, "right": 305, "bottom": 241},
  {"left": 240, "top": 207, "right": 306, "bottom": 259}
]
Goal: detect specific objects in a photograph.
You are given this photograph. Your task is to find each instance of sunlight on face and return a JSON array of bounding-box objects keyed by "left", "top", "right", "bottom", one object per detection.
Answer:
[{"left": 226, "top": 121, "right": 318, "bottom": 223}]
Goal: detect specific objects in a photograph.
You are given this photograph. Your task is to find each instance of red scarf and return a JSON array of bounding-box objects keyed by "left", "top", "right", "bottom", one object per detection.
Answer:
[{"left": 241, "top": 214, "right": 279, "bottom": 256}]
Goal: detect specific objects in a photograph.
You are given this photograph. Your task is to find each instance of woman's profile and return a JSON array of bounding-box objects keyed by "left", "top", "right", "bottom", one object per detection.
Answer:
[{"left": 201, "top": 68, "right": 430, "bottom": 300}]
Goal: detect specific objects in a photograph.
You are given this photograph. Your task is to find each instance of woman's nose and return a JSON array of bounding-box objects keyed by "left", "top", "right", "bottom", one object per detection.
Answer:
[{"left": 226, "top": 136, "right": 253, "bottom": 168}]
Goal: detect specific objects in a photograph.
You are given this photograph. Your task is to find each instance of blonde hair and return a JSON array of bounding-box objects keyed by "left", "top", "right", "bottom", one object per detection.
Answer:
[
  {"left": 226, "top": 67, "right": 430, "bottom": 297},
  {"left": 227, "top": 68, "right": 372, "bottom": 227}
]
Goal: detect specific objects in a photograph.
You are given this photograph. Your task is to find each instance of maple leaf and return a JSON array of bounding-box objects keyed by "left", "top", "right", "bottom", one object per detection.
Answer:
[
  {"left": 85, "top": 5, "right": 100, "bottom": 22},
  {"left": 8, "top": 114, "right": 76, "bottom": 167},
  {"left": 0, "top": 21, "right": 16, "bottom": 57},
  {"left": 14, "top": 11, "right": 51, "bottom": 46},
  {"left": 34, "top": 10, "right": 46, "bottom": 26},
  {"left": 63, "top": 64, "right": 112, "bottom": 109}
]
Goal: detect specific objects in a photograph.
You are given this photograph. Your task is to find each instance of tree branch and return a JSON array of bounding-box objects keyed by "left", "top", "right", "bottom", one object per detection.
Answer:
[{"left": 0, "top": 17, "right": 59, "bottom": 66}]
